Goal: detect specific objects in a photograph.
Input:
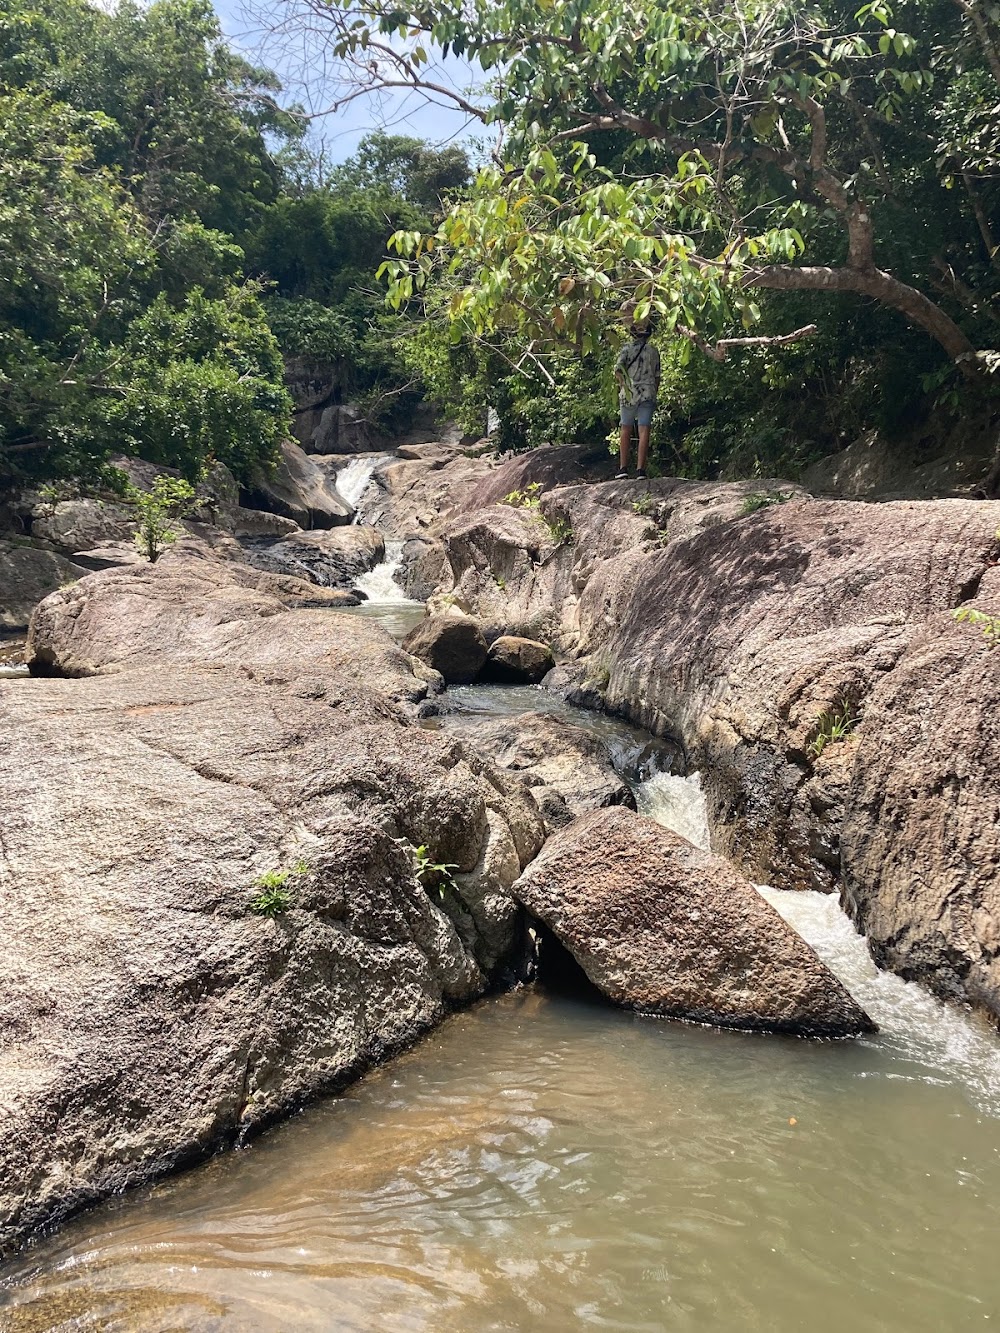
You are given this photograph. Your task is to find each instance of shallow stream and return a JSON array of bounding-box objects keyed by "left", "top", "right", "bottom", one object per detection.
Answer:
[{"left": 5, "top": 542, "right": 1000, "bottom": 1330}]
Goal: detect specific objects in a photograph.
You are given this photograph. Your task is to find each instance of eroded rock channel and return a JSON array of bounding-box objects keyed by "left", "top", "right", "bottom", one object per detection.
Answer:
[{"left": 2, "top": 439, "right": 999, "bottom": 1284}]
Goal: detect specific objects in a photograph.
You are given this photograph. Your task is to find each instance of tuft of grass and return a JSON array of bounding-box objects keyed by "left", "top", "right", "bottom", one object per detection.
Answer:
[
  {"left": 741, "top": 490, "right": 793, "bottom": 516},
  {"left": 247, "top": 860, "right": 310, "bottom": 916},
  {"left": 632, "top": 493, "right": 655, "bottom": 516},
  {"left": 248, "top": 885, "right": 292, "bottom": 916},
  {"left": 494, "top": 573, "right": 507, "bottom": 591},
  {"left": 808, "top": 696, "right": 860, "bottom": 760}
]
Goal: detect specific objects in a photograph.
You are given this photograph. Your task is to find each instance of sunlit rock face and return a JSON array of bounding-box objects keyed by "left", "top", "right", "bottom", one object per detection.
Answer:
[{"left": 0, "top": 557, "right": 544, "bottom": 1257}]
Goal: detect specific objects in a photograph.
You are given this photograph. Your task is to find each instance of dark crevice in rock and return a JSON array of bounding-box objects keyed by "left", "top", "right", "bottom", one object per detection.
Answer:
[
  {"left": 532, "top": 920, "right": 608, "bottom": 1006},
  {"left": 955, "top": 566, "right": 986, "bottom": 605}
]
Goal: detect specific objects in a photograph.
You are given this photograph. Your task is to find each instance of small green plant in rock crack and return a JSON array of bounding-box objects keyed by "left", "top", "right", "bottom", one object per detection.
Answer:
[
  {"left": 502, "top": 482, "right": 542, "bottom": 510},
  {"left": 632, "top": 493, "right": 655, "bottom": 516},
  {"left": 545, "top": 515, "right": 573, "bottom": 545},
  {"left": 741, "top": 490, "right": 794, "bottom": 516},
  {"left": 399, "top": 841, "right": 460, "bottom": 902},
  {"left": 248, "top": 860, "right": 309, "bottom": 916},
  {"left": 952, "top": 607, "right": 1000, "bottom": 647},
  {"left": 808, "top": 697, "right": 861, "bottom": 760},
  {"left": 493, "top": 572, "right": 507, "bottom": 591},
  {"left": 130, "top": 477, "right": 197, "bottom": 562}
]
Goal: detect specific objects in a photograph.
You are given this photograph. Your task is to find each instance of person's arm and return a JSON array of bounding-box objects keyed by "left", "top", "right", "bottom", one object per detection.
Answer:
[{"left": 614, "top": 347, "right": 626, "bottom": 390}]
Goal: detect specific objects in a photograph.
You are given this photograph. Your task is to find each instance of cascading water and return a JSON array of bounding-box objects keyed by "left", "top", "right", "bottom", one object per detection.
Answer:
[
  {"left": 7, "top": 628, "right": 1000, "bottom": 1329},
  {"left": 353, "top": 539, "right": 412, "bottom": 603},
  {"left": 335, "top": 453, "right": 393, "bottom": 514},
  {"left": 633, "top": 758, "right": 1000, "bottom": 1111}
]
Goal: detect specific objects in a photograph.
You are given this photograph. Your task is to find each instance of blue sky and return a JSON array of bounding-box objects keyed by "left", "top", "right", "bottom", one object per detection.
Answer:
[{"left": 214, "top": 0, "right": 484, "bottom": 163}]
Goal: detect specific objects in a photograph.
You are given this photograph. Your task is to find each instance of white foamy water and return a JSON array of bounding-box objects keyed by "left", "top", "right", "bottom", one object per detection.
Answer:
[
  {"left": 759, "top": 885, "right": 1000, "bottom": 1113},
  {"left": 636, "top": 768, "right": 1000, "bottom": 1112},
  {"left": 635, "top": 769, "right": 712, "bottom": 850},
  {"left": 336, "top": 453, "right": 392, "bottom": 511},
  {"left": 353, "top": 541, "right": 419, "bottom": 605}
]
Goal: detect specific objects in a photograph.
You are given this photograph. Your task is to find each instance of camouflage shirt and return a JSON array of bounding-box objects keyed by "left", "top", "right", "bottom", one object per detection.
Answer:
[{"left": 616, "top": 336, "right": 661, "bottom": 406}]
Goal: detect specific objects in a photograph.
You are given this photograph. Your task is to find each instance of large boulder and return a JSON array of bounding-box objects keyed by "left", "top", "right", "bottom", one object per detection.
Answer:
[
  {"left": 513, "top": 807, "right": 875, "bottom": 1037},
  {"left": 238, "top": 525, "right": 385, "bottom": 589},
  {"left": 361, "top": 445, "right": 496, "bottom": 538},
  {"left": 453, "top": 712, "right": 634, "bottom": 830},
  {"left": 2, "top": 559, "right": 545, "bottom": 1256},
  {"left": 25, "top": 555, "right": 418, "bottom": 709},
  {"left": 402, "top": 613, "right": 489, "bottom": 684},
  {"left": 0, "top": 540, "right": 86, "bottom": 631},
  {"left": 840, "top": 565, "right": 1000, "bottom": 1010},
  {"left": 242, "top": 439, "right": 353, "bottom": 529},
  {"left": 482, "top": 634, "right": 555, "bottom": 684},
  {"left": 30, "top": 497, "right": 134, "bottom": 552},
  {"left": 284, "top": 356, "right": 374, "bottom": 455}
]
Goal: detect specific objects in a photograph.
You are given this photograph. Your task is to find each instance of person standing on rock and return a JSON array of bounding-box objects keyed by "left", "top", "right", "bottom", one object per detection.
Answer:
[{"left": 615, "top": 319, "right": 660, "bottom": 480}]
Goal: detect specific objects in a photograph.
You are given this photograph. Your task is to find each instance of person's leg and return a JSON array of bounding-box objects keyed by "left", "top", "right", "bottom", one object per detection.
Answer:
[
  {"left": 637, "top": 424, "right": 651, "bottom": 472},
  {"left": 618, "top": 404, "right": 636, "bottom": 476},
  {"left": 636, "top": 402, "right": 654, "bottom": 475},
  {"left": 619, "top": 421, "right": 633, "bottom": 472}
]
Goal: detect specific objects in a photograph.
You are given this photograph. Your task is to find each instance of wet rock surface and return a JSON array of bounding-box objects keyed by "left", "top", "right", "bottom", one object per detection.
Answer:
[
  {"left": 238, "top": 524, "right": 385, "bottom": 589},
  {"left": 456, "top": 713, "right": 634, "bottom": 826},
  {"left": 513, "top": 807, "right": 875, "bottom": 1037},
  {"left": 1, "top": 558, "right": 545, "bottom": 1257}
]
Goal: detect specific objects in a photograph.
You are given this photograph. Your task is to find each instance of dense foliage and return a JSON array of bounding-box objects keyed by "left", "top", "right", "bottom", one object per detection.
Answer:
[
  {"left": 281, "top": 0, "right": 1000, "bottom": 474},
  {"left": 246, "top": 131, "right": 471, "bottom": 430},
  {"left": 0, "top": 0, "right": 298, "bottom": 487}
]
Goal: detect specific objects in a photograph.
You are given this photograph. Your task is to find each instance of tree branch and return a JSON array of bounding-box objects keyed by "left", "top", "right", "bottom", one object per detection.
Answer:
[
  {"left": 675, "top": 322, "right": 819, "bottom": 361},
  {"left": 745, "top": 263, "right": 980, "bottom": 371}
]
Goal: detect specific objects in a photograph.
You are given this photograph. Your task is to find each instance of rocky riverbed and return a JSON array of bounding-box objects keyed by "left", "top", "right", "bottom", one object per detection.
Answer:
[
  {"left": 1, "top": 435, "right": 999, "bottom": 1257},
  {"left": 384, "top": 443, "right": 1000, "bottom": 1021}
]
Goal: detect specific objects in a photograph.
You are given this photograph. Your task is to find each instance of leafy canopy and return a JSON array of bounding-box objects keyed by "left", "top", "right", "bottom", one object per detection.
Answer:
[
  {"left": 0, "top": 0, "right": 296, "bottom": 488},
  {"left": 296, "top": 0, "right": 1000, "bottom": 379}
]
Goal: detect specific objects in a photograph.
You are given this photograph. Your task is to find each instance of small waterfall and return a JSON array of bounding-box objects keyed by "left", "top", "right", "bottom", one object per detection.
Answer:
[
  {"left": 634, "top": 766, "right": 1000, "bottom": 1106},
  {"left": 759, "top": 885, "right": 1000, "bottom": 1111},
  {"left": 335, "top": 453, "right": 393, "bottom": 513},
  {"left": 354, "top": 540, "right": 417, "bottom": 604},
  {"left": 634, "top": 770, "right": 711, "bottom": 850}
]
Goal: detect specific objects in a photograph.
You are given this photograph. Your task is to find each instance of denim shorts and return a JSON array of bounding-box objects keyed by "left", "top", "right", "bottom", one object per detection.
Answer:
[{"left": 621, "top": 400, "right": 655, "bottom": 427}]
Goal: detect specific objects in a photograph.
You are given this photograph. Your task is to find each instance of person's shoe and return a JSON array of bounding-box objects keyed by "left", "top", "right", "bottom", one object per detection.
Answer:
[
  {"left": 635, "top": 468, "right": 648, "bottom": 480},
  {"left": 615, "top": 469, "right": 629, "bottom": 480}
]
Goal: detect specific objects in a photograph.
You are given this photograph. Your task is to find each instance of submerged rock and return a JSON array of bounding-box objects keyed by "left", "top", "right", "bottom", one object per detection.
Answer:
[
  {"left": 513, "top": 806, "right": 875, "bottom": 1038},
  {"left": 402, "top": 613, "right": 488, "bottom": 685},
  {"left": 482, "top": 634, "right": 554, "bottom": 684}
]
